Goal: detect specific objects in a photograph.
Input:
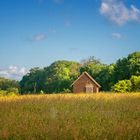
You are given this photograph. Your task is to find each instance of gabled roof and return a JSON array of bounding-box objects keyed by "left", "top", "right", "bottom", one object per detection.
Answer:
[{"left": 71, "top": 72, "right": 101, "bottom": 88}]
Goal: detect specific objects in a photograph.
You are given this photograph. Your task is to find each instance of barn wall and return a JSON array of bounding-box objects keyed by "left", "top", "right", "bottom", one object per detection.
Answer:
[{"left": 73, "top": 74, "right": 99, "bottom": 93}]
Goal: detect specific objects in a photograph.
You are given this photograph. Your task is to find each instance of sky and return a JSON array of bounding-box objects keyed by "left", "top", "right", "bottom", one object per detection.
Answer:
[{"left": 0, "top": 0, "right": 140, "bottom": 80}]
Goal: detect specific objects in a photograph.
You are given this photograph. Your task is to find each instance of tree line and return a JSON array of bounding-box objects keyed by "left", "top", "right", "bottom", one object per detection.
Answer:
[
  {"left": 0, "top": 52, "right": 140, "bottom": 94},
  {"left": 0, "top": 77, "right": 19, "bottom": 95}
]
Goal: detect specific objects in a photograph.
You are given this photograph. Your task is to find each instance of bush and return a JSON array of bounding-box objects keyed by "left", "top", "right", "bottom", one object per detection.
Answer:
[
  {"left": 112, "top": 80, "right": 132, "bottom": 93},
  {"left": 0, "top": 90, "right": 7, "bottom": 96},
  {"left": 7, "top": 88, "right": 19, "bottom": 93},
  {"left": 63, "top": 88, "right": 71, "bottom": 93},
  {"left": 0, "top": 90, "right": 19, "bottom": 96}
]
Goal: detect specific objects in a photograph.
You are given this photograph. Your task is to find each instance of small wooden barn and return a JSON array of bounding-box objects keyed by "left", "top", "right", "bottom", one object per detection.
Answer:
[{"left": 71, "top": 72, "right": 101, "bottom": 93}]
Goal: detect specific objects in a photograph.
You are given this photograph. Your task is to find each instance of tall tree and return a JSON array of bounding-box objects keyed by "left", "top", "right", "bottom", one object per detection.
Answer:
[
  {"left": 127, "top": 52, "right": 140, "bottom": 76},
  {"left": 20, "top": 61, "right": 80, "bottom": 94},
  {"left": 96, "top": 64, "right": 115, "bottom": 91},
  {"left": 80, "top": 56, "right": 106, "bottom": 78},
  {"left": 20, "top": 67, "right": 44, "bottom": 94},
  {"left": 112, "top": 52, "right": 140, "bottom": 84},
  {"left": 44, "top": 61, "right": 80, "bottom": 93}
]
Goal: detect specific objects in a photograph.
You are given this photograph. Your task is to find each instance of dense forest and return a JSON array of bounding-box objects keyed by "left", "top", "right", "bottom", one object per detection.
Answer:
[{"left": 0, "top": 52, "right": 140, "bottom": 95}]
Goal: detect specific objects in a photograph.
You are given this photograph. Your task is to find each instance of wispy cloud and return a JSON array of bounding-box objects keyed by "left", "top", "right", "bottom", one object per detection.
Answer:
[
  {"left": 32, "top": 33, "right": 47, "bottom": 41},
  {"left": 100, "top": 0, "right": 140, "bottom": 25},
  {"left": 111, "top": 32, "right": 122, "bottom": 39},
  {"left": 0, "top": 66, "right": 28, "bottom": 80}
]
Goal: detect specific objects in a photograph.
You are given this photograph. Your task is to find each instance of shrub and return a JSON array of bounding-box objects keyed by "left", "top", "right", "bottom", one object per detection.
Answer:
[
  {"left": 63, "top": 88, "right": 71, "bottom": 93},
  {"left": 7, "top": 88, "right": 19, "bottom": 93},
  {"left": 0, "top": 90, "right": 7, "bottom": 96},
  {"left": 0, "top": 90, "right": 19, "bottom": 96},
  {"left": 112, "top": 80, "right": 132, "bottom": 93}
]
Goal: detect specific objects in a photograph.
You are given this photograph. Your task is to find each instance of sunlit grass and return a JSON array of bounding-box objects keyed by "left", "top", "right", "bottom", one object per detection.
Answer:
[{"left": 0, "top": 93, "right": 140, "bottom": 140}]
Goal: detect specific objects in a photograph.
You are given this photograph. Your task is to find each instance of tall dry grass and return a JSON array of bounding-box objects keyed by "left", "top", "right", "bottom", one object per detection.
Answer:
[{"left": 0, "top": 93, "right": 140, "bottom": 140}]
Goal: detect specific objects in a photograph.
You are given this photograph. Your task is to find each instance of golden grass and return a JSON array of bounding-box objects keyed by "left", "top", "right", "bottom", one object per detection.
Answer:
[{"left": 0, "top": 93, "right": 140, "bottom": 140}]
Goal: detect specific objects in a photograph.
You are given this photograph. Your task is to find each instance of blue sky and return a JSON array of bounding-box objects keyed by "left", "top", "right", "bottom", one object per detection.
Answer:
[{"left": 0, "top": 0, "right": 140, "bottom": 80}]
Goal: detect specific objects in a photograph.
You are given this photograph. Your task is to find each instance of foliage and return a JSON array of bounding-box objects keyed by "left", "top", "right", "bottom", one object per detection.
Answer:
[
  {"left": 20, "top": 57, "right": 107, "bottom": 94},
  {"left": 44, "top": 61, "right": 80, "bottom": 93},
  {"left": 0, "top": 90, "right": 7, "bottom": 96},
  {"left": 112, "top": 80, "right": 132, "bottom": 93},
  {"left": 130, "top": 75, "right": 140, "bottom": 92},
  {"left": 19, "top": 52, "right": 140, "bottom": 93},
  {"left": 113, "top": 52, "right": 140, "bottom": 84},
  {"left": 0, "top": 90, "right": 19, "bottom": 96},
  {"left": 7, "top": 88, "right": 19, "bottom": 93},
  {"left": 80, "top": 56, "right": 105, "bottom": 78},
  {"left": 128, "top": 52, "right": 140, "bottom": 76},
  {"left": 0, "top": 94, "right": 140, "bottom": 139},
  {"left": 2, "top": 52, "right": 139, "bottom": 94},
  {"left": 19, "top": 67, "right": 44, "bottom": 94},
  {"left": 0, "top": 77, "right": 19, "bottom": 92},
  {"left": 20, "top": 61, "right": 80, "bottom": 94},
  {"left": 96, "top": 64, "right": 115, "bottom": 91},
  {"left": 113, "top": 57, "right": 130, "bottom": 83},
  {"left": 80, "top": 52, "right": 140, "bottom": 92},
  {"left": 112, "top": 75, "right": 140, "bottom": 92}
]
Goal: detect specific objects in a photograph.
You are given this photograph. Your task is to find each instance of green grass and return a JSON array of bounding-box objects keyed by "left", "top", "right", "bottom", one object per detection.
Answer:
[{"left": 0, "top": 93, "right": 140, "bottom": 140}]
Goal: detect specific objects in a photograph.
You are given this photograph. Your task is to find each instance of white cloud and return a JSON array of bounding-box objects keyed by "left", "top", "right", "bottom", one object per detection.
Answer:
[
  {"left": 19, "top": 68, "right": 27, "bottom": 75},
  {"left": 32, "top": 33, "right": 47, "bottom": 41},
  {"left": 9, "top": 66, "right": 18, "bottom": 73},
  {"left": 111, "top": 32, "right": 122, "bottom": 39},
  {"left": 100, "top": 0, "right": 140, "bottom": 25},
  {"left": 0, "top": 66, "right": 28, "bottom": 80}
]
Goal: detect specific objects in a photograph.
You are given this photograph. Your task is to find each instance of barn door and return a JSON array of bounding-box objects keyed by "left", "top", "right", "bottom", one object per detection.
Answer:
[{"left": 85, "top": 86, "right": 93, "bottom": 93}]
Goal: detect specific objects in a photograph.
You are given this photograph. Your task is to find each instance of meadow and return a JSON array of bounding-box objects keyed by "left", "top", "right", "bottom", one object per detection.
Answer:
[{"left": 0, "top": 93, "right": 140, "bottom": 140}]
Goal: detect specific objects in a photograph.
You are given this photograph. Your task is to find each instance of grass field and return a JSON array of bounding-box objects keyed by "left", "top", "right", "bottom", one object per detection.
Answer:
[{"left": 0, "top": 93, "right": 140, "bottom": 140}]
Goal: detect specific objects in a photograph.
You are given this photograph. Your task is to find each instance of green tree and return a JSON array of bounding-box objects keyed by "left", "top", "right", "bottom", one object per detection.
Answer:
[
  {"left": 130, "top": 75, "right": 140, "bottom": 92},
  {"left": 96, "top": 64, "right": 115, "bottom": 91},
  {"left": 20, "top": 61, "right": 80, "bottom": 94},
  {"left": 7, "top": 87, "right": 19, "bottom": 93},
  {"left": 20, "top": 67, "right": 44, "bottom": 94},
  {"left": 113, "top": 52, "right": 140, "bottom": 84},
  {"left": 80, "top": 56, "right": 106, "bottom": 79},
  {"left": 0, "top": 77, "right": 19, "bottom": 91},
  {"left": 44, "top": 61, "right": 80, "bottom": 93},
  {"left": 128, "top": 52, "right": 140, "bottom": 76},
  {"left": 113, "top": 58, "right": 130, "bottom": 83},
  {"left": 19, "top": 52, "right": 140, "bottom": 93}
]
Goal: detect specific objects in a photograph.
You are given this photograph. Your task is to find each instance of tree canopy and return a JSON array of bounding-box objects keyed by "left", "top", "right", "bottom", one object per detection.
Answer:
[
  {"left": 19, "top": 52, "right": 140, "bottom": 93},
  {"left": 20, "top": 61, "right": 80, "bottom": 94},
  {"left": 0, "top": 77, "right": 19, "bottom": 91},
  {"left": 1, "top": 52, "right": 140, "bottom": 94},
  {"left": 0, "top": 77, "right": 19, "bottom": 95}
]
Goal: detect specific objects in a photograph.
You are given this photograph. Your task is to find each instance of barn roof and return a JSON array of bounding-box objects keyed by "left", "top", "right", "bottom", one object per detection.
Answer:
[{"left": 71, "top": 72, "right": 101, "bottom": 88}]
